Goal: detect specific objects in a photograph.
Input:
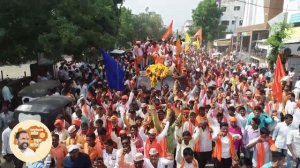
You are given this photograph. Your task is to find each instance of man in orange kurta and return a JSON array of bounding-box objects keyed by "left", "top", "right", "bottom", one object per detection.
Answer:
[
  {"left": 83, "top": 133, "right": 102, "bottom": 161},
  {"left": 50, "top": 134, "right": 68, "bottom": 168}
]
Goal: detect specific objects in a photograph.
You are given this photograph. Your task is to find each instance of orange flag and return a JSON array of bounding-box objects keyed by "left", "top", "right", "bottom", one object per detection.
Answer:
[
  {"left": 176, "top": 38, "right": 182, "bottom": 56},
  {"left": 272, "top": 55, "right": 285, "bottom": 102},
  {"left": 175, "top": 38, "right": 182, "bottom": 73},
  {"left": 194, "top": 28, "right": 202, "bottom": 46},
  {"left": 162, "top": 20, "right": 173, "bottom": 41}
]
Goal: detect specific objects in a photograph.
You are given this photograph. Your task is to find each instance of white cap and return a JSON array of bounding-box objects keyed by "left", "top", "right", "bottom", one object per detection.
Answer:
[
  {"left": 67, "top": 144, "right": 80, "bottom": 153},
  {"left": 133, "top": 153, "right": 144, "bottom": 161},
  {"left": 149, "top": 148, "right": 159, "bottom": 155},
  {"left": 68, "top": 125, "right": 77, "bottom": 134}
]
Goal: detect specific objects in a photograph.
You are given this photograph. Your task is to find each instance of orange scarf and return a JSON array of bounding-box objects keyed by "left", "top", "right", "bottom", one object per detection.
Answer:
[
  {"left": 159, "top": 137, "right": 167, "bottom": 158},
  {"left": 145, "top": 138, "right": 162, "bottom": 158},
  {"left": 194, "top": 127, "right": 212, "bottom": 152},
  {"left": 212, "top": 134, "right": 235, "bottom": 161},
  {"left": 257, "top": 137, "right": 274, "bottom": 168},
  {"left": 188, "top": 121, "right": 196, "bottom": 135},
  {"left": 180, "top": 159, "right": 198, "bottom": 168},
  {"left": 82, "top": 103, "right": 89, "bottom": 117}
]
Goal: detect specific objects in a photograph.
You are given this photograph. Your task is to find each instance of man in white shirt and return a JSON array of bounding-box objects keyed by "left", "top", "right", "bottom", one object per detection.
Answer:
[
  {"left": 285, "top": 93, "right": 297, "bottom": 115},
  {"left": 114, "top": 136, "right": 137, "bottom": 168},
  {"left": 272, "top": 114, "right": 294, "bottom": 155},
  {"left": 175, "top": 128, "right": 200, "bottom": 167},
  {"left": 246, "top": 127, "right": 272, "bottom": 168},
  {"left": 144, "top": 148, "right": 174, "bottom": 168},
  {"left": 2, "top": 85, "right": 13, "bottom": 103},
  {"left": 294, "top": 77, "right": 300, "bottom": 101},
  {"left": 193, "top": 118, "right": 212, "bottom": 168},
  {"left": 292, "top": 101, "right": 300, "bottom": 129},
  {"left": 103, "top": 139, "right": 117, "bottom": 168},
  {"left": 180, "top": 147, "right": 199, "bottom": 168},
  {"left": 0, "top": 103, "right": 14, "bottom": 129},
  {"left": 16, "top": 130, "right": 35, "bottom": 156},
  {"left": 287, "top": 124, "right": 300, "bottom": 168},
  {"left": 2, "top": 120, "right": 24, "bottom": 167}
]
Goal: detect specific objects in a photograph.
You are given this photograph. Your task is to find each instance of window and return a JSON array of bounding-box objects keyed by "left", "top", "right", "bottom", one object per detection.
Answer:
[
  {"left": 221, "top": 21, "right": 229, "bottom": 26},
  {"left": 223, "top": 7, "right": 227, "bottom": 11},
  {"left": 232, "top": 20, "right": 236, "bottom": 25},
  {"left": 234, "top": 6, "right": 240, "bottom": 11},
  {"left": 239, "top": 20, "right": 243, "bottom": 26}
]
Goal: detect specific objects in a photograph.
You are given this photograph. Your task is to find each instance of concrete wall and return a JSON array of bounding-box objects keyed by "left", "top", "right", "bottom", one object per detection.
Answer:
[{"left": 220, "top": 0, "right": 245, "bottom": 32}]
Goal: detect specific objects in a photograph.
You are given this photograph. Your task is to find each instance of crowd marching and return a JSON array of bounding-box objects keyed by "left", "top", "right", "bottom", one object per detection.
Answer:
[{"left": 1, "top": 38, "right": 300, "bottom": 168}]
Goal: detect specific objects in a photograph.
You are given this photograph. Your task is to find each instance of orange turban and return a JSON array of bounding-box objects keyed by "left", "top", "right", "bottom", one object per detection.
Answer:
[
  {"left": 229, "top": 117, "right": 237, "bottom": 123},
  {"left": 54, "top": 119, "right": 64, "bottom": 128}
]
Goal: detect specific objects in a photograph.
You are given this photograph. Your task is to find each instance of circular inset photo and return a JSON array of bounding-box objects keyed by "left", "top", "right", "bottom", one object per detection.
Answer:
[{"left": 9, "top": 120, "right": 52, "bottom": 163}]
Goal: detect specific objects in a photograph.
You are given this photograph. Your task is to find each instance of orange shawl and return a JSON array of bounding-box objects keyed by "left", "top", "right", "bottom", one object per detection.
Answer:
[
  {"left": 159, "top": 137, "right": 167, "bottom": 158},
  {"left": 144, "top": 138, "right": 162, "bottom": 158},
  {"left": 180, "top": 159, "right": 198, "bottom": 168},
  {"left": 82, "top": 103, "right": 89, "bottom": 117},
  {"left": 213, "top": 134, "right": 235, "bottom": 161},
  {"left": 257, "top": 137, "right": 274, "bottom": 168}
]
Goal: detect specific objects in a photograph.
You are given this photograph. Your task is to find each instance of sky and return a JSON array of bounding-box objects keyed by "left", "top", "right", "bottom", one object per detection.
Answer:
[{"left": 123, "top": 0, "right": 203, "bottom": 30}]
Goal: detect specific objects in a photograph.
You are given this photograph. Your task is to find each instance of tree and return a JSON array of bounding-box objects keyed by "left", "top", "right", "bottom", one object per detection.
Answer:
[
  {"left": 116, "top": 9, "right": 166, "bottom": 48},
  {"left": 0, "top": 0, "right": 58, "bottom": 64},
  {"left": 38, "top": 0, "right": 120, "bottom": 61},
  {"left": 192, "top": 0, "right": 225, "bottom": 43},
  {"left": 0, "top": 0, "right": 122, "bottom": 64},
  {"left": 116, "top": 7, "right": 135, "bottom": 48},
  {"left": 266, "top": 22, "right": 293, "bottom": 68}
]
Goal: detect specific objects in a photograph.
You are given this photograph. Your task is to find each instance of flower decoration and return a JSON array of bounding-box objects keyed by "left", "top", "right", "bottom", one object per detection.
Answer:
[{"left": 146, "top": 63, "right": 169, "bottom": 88}]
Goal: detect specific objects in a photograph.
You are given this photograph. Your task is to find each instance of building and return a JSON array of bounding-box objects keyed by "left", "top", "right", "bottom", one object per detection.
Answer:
[
  {"left": 236, "top": 0, "right": 284, "bottom": 55},
  {"left": 269, "top": 0, "right": 300, "bottom": 56},
  {"left": 181, "top": 20, "right": 193, "bottom": 33},
  {"left": 220, "top": 0, "right": 246, "bottom": 33}
]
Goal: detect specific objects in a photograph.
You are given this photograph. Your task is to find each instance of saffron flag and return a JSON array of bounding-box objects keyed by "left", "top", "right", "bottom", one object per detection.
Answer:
[
  {"left": 272, "top": 55, "right": 285, "bottom": 102},
  {"left": 100, "top": 49, "right": 125, "bottom": 91},
  {"left": 194, "top": 28, "right": 202, "bottom": 46},
  {"left": 176, "top": 38, "right": 182, "bottom": 56},
  {"left": 162, "top": 20, "right": 173, "bottom": 41},
  {"left": 184, "top": 32, "right": 191, "bottom": 52}
]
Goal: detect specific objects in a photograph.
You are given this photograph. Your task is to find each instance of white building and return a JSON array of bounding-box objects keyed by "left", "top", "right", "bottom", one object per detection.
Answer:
[
  {"left": 220, "top": 0, "right": 245, "bottom": 33},
  {"left": 181, "top": 20, "right": 193, "bottom": 33}
]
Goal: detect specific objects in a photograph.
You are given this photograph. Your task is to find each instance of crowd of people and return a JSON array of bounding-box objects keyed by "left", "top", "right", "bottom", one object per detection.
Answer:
[{"left": 1, "top": 38, "right": 300, "bottom": 168}]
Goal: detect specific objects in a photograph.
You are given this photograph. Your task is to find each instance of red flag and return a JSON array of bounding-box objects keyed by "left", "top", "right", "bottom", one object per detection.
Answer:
[
  {"left": 162, "top": 20, "right": 173, "bottom": 41},
  {"left": 272, "top": 55, "right": 285, "bottom": 102}
]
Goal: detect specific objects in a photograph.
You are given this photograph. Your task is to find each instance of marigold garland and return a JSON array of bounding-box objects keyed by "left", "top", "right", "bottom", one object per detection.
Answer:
[{"left": 146, "top": 63, "right": 169, "bottom": 88}]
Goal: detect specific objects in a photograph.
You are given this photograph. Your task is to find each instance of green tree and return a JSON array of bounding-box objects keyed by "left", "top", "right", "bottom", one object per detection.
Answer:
[
  {"left": 0, "top": 0, "right": 58, "bottom": 64},
  {"left": 192, "top": 0, "right": 225, "bottom": 43},
  {"left": 0, "top": 0, "right": 123, "bottom": 64},
  {"left": 266, "top": 22, "right": 293, "bottom": 68},
  {"left": 38, "top": 0, "right": 120, "bottom": 61},
  {"left": 116, "top": 7, "right": 135, "bottom": 48},
  {"left": 116, "top": 9, "right": 166, "bottom": 48}
]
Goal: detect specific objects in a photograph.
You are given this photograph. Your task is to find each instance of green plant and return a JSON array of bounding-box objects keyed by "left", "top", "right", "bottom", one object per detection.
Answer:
[{"left": 266, "top": 22, "right": 293, "bottom": 68}]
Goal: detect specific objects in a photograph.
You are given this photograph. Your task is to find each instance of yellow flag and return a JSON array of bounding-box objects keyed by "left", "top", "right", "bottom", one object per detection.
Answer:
[
  {"left": 184, "top": 32, "right": 191, "bottom": 52},
  {"left": 196, "top": 38, "right": 200, "bottom": 49}
]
